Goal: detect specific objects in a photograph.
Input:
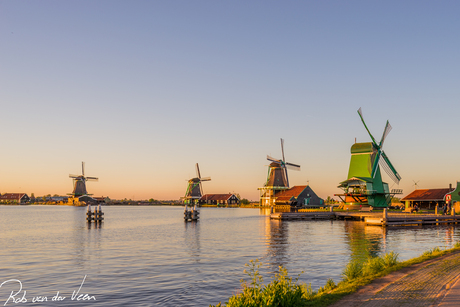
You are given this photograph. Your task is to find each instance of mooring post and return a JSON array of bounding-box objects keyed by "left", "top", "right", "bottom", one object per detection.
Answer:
[
  {"left": 86, "top": 204, "right": 92, "bottom": 222},
  {"left": 97, "top": 204, "right": 103, "bottom": 222},
  {"left": 330, "top": 206, "right": 333, "bottom": 213},
  {"left": 383, "top": 208, "right": 388, "bottom": 226},
  {"left": 270, "top": 206, "right": 274, "bottom": 214},
  {"left": 192, "top": 206, "right": 199, "bottom": 220},
  {"left": 94, "top": 205, "right": 98, "bottom": 222},
  {"left": 184, "top": 205, "right": 189, "bottom": 220}
]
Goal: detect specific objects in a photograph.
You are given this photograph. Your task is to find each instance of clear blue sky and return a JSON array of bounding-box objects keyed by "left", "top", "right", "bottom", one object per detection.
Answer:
[{"left": 1, "top": 1, "right": 459, "bottom": 200}]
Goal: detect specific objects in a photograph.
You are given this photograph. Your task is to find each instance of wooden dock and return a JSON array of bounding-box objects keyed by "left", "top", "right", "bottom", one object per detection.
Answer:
[
  {"left": 270, "top": 211, "right": 335, "bottom": 220},
  {"left": 365, "top": 214, "right": 460, "bottom": 226},
  {"left": 270, "top": 209, "right": 460, "bottom": 227}
]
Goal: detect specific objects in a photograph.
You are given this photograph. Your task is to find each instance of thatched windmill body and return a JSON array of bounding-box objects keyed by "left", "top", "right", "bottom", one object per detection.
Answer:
[
  {"left": 183, "top": 163, "right": 211, "bottom": 205},
  {"left": 68, "top": 162, "right": 99, "bottom": 205},
  {"left": 258, "top": 138, "right": 300, "bottom": 206}
]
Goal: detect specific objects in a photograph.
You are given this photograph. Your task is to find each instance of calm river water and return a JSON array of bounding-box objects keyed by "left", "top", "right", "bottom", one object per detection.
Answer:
[{"left": 1, "top": 205, "right": 459, "bottom": 306}]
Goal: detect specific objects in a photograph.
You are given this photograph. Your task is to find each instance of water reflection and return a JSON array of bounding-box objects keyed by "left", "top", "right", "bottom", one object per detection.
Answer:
[
  {"left": 344, "top": 221, "right": 384, "bottom": 260},
  {"left": 443, "top": 225, "right": 456, "bottom": 246},
  {"left": 184, "top": 221, "right": 201, "bottom": 263},
  {"left": 262, "top": 217, "right": 290, "bottom": 272},
  {"left": 87, "top": 222, "right": 103, "bottom": 229}
]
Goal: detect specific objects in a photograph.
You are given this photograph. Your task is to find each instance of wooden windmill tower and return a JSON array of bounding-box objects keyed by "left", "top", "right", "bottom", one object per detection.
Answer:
[
  {"left": 258, "top": 138, "right": 300, "bottom": 206},
  {"left": 335, "top": 108, "right": 402, "bottom": 208},
  {"left": 68, "top": 162, "right": 99, "bottom": 206},
  {"left": 183, "top": 163, "right": 211, "bottom": 205}
]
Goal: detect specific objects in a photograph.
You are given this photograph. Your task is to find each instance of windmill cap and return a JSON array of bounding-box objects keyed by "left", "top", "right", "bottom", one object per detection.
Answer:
[{"left": 351, "top": 142, "right": 377, "bottom": 154}]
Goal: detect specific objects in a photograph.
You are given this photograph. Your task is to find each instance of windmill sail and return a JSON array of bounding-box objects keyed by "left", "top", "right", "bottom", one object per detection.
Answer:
[
  {"left": 358, "top": 108, "right": 378, "bottom": 145},
  {"left": 379, "top": 151, "right": 401, "bottom": 184},
  {"left": 380, "top": 121, "right": 392, "bottom": 147}
]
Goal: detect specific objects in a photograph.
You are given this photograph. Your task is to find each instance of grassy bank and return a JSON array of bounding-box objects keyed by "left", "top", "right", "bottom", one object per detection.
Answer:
[{"left": 210, "top": 243, "right": 460, "bottom": 307}]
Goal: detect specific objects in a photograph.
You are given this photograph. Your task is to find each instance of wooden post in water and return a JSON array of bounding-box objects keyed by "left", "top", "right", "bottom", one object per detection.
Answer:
[
  {"left": 191, "top": 206, "right": 199, "bottom": 220},
  {"left": 184, "top": 205, "right": 190, "bottom": 221},
  {"left": 86, "top": 205, "right": 93, "bottom": 222},
  {"left": 383, "top": 208, "right": 388, "bottom": 227},
  {"left": 96, "top": 204, "right": 104, "bottom": 222}
]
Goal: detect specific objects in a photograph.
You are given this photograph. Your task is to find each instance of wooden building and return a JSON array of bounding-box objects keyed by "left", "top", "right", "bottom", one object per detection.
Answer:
[
  {"left": 443, "top": 182, "right": 460, "bottom": 205},
  {"left": 0, "top": 193, "right": 30, "bottom": 204},
  {"left": 199, "top": 194, "right": 240, "bottom": 205},
  {"left": 274, "top": 185, "right": 324, "bottom": 208},
  {"left": 401, "top": 187, "right": 453, "bottom": 209}
]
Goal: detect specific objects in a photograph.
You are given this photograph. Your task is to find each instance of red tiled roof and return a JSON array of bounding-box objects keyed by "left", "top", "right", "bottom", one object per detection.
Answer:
[
  {"left": 275, "top": 186, "right": 307, "bottom": 202},
  {"left": 402, "top": 189, "right": 452, "bottom": 201},
  {"left": 200, "top": 194, "right": 234, "bottom": 201},
  {"left": 0, "top": 193, "right": 27, "bottom": 200}
]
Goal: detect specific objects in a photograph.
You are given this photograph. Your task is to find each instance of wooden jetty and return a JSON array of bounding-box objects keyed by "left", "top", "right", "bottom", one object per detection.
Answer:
[
  {"left": 365, "top": 209, "right": 460, "bottom": 227},
  {"left": 270, "top": 207, "right": 460, "bottom": 227},
  {"left": 270, "top": 211, "right": 335, "bottom": 220}
]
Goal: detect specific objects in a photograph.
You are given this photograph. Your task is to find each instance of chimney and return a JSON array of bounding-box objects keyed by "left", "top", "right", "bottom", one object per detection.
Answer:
[{"left": 450, "top": 183, "right": 452, "bottom": 190}]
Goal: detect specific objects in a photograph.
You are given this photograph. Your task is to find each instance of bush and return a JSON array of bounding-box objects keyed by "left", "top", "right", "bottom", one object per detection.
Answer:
[
  {"left": 423, "top": 246, "right": 442, "bottom": 256},
  {"left": 210, "top": 259, "right": 313, "bottom": 307},
  {"left": 341, "top": 260, "right": 363, "bottom": 282},
  {"left": 361, "top": 257, "right": 384, "bottom": 276},
  {"left": 342, "top": 252, "right": 399, "bottom": 282},
  {"left": 383, "top": 251, "right": 399, "bottom": 268}
]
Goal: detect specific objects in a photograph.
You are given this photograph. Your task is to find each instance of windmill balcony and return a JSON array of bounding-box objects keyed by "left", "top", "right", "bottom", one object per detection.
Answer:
[{"left": 345, "top": 189, "right": 377, "bottom": 196}]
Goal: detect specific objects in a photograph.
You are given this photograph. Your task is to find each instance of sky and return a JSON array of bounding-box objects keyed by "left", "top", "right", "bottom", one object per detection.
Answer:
[{"left": 1, "top": 1, "right": 460, "bottom": 201}]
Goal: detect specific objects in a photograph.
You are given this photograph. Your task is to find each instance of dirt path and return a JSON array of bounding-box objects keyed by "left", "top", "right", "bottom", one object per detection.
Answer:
[{"left": 330, "top": 251, "right": 460, "bottom": 307}]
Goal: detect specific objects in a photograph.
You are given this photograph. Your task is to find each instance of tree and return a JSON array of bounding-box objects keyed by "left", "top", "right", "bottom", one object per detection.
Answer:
[
  {"left": 240, "top": 198, "right": 250, "bottom": 205},
  {"left": 326, "top": 196, "right": 336, "bottom": 205}
]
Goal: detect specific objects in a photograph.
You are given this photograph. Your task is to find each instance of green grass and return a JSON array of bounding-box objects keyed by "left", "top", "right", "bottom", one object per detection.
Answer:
[{"left": 210, "top": 245, "right": 460, "bottom": 307}]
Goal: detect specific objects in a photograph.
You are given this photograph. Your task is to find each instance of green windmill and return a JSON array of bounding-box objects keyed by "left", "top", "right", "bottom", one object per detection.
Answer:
[
  {"left": 336, "top": 108, "right": 402, "bottom": 208},
  {"left": 183, "top": 163, "right": 211, "bottom": 205}
]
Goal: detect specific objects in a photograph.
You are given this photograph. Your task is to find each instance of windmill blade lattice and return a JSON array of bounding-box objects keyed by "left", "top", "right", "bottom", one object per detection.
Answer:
[
  {"left": 358, "top": 108, "right": 378, "bottom": 145},
  {"left": 380, "top": 121, "right": 392, "bottom": 147},
  {"left": 196, "top": 163, "right": 201, "bottom": 179},
  {"left": 379, "top": 151, "right": 401, "bottom": 184}
]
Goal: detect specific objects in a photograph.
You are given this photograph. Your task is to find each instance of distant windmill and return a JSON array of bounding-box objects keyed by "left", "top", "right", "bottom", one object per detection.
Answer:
[
  {"left": 257, "top": 138, "right": 301, "bottom": 207},
  {"left": 265, "top": 138, "right": 301, "bottom": 188},
  {"left": 413, "top": 180, "right": 420, "bottom": 190},
  {"left": 69, "top": 162, "right": 99, "bottom": 197},
  {"left": 184, "top": 163, "right": 211, "bottom": 204}
]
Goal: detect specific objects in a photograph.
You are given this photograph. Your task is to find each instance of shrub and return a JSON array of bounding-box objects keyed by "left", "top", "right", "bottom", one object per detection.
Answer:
[
  {"left": 361, "top": 256, "right": 384, "bottom": 276},
  {"left": 423, "top": 246, "right": 442, "bottom": 256},
  {"left": 210, "top": 260, "right": 312, "bottom": 307},
  {"left": 341, "top": 259, "right": 363, "bottom": 282},
  {"left": 382, "top": 251, "right": 399, "bottom": 268}
]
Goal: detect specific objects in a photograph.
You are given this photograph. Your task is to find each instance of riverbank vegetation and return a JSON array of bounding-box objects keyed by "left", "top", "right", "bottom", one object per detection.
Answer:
[{"left": 210, "top": 243, "right": 460, "bottom": 307}]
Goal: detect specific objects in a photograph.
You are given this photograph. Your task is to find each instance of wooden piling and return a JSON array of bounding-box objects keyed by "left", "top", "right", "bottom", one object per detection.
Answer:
[
  {"left": 383, "top": 208, "right": 388, "bottom": 227},
  {"left": 87, "top": 204, "right": 104, "bottom": 223}
]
